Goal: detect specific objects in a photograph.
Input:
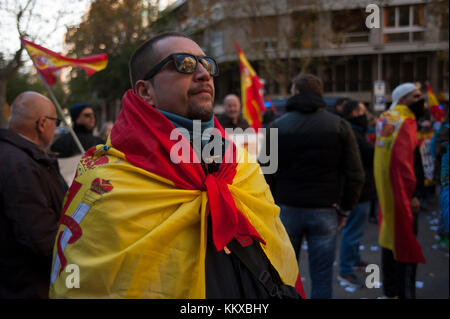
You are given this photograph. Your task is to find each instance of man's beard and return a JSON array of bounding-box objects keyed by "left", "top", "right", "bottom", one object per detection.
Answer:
[
  {"left": 186, "top": 84, "right": 214, "bottom": 121},
  {"left": 408, "top": 98, "right": 425, "bottom": 119},
  {"left": 187, "top": 100, "right": 214, "bottom": 121}
]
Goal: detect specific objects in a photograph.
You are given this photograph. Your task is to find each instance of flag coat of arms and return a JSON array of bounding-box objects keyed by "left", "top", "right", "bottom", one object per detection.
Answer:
[{"left": 21, "top": 37, "right": 108, "bottom": 85}]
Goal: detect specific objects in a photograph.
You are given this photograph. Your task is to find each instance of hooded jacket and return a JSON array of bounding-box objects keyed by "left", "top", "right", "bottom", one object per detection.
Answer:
[
  {"left": 266, "top": 92, "right": 364, "bottom": 211},
  {"left": 0, "top": 128, "right": 67, "bottom": 298}
]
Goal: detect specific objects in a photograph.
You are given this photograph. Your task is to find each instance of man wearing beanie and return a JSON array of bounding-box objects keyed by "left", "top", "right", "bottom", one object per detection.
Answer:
[
  {"left": 374, "top": 83, "right": 426, "bottom": 299},
  {"left": 51, "top": 103, "right": 105, "bottom": 158}
]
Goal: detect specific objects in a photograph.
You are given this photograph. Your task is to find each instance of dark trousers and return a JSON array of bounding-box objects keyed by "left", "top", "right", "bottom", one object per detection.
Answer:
[{"left": 381, "top": 248, "right": 417, "bottom": 299}]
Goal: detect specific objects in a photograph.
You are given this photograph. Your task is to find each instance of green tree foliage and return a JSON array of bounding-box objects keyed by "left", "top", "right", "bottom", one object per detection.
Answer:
[
  {"left": 64, "top": 0, "right": 158, "bottom": 117},
  {"left": 6, "top": 69, "right": 65, "bottom": 108}
]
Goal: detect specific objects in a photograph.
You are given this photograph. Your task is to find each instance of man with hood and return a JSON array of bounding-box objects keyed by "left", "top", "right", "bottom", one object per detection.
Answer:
[
  {"left": 374, "top": 83, "right": 426, "bottom": 299},
  {"left": 51, "top": 103, "right": 105, "bottom": 158},
  {"left": 266, "top": 74, "right": 364, "bottom": 298}
]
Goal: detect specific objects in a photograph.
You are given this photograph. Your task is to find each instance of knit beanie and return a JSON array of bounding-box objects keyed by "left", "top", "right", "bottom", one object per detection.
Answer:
[{"left": 70, "top": 103, "right": 91, "bottom": 123}]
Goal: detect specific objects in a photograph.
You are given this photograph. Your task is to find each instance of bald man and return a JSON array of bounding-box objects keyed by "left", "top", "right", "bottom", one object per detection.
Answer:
[
  {"left": 217, "top": 94, "right": 250, "bottom": 129},
  {"left": 0, "top": 91, "right": 67, "bottom": 298}
]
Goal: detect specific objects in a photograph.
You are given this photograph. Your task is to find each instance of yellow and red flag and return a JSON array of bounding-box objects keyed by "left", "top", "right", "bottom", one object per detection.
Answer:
[
  {"left": 49, "top": 90, "right": 304, "bottom": 298},
  {"left": 235, "top": 42, "right": 265, "bottom": 130},
  {"left": 21, "top": 37, "right": 108, "bottom": 85},
  {"left": 426, "top": 83, "right": 445, "bottom": 122},
  {"left": 374, "top": 104, "right": 425, "bottom": 264}
]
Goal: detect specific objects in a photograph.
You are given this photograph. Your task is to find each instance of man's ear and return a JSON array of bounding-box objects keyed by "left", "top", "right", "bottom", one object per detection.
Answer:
[
  {"left": 36, "top": 117, "right": 46, "bottom": 134},
  {"left": 135, "top": 80, "right": 156, "bottom": 105}
]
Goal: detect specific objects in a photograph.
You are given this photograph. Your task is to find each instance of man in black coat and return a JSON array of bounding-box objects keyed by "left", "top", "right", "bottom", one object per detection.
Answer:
[
  {"left": 51, "top": 103, "right": 104, "bottom": 158},
  {"left": 265, "top": 74, "right": 364, "bottom": 299},
  {"left": 337, "top": 100, "right": 377, "bottom": 288},
  {"left": 0, "top": 91, "right": 68, "bottom": 298},
  {"left": 216, "top": 94, "right": 250, "bottom": 130}
]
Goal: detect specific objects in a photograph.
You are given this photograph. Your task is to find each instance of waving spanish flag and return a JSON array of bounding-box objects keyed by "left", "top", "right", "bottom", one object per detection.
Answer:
[
  {"left": 21, "top": 37, "right": 108, "bottom": 85},
  {"left": 426, "top": 83, "right": 445, "bottom": 122},
  {"left": 49, "top": 90, "right": 302, "bottom": 298},
  {"left": 235, "top": 42, "right": 266, "bottom": 130}
]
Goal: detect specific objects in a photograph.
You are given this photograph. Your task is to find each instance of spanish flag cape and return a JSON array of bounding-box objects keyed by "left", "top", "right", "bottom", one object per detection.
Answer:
[
  {"left": 49, "top": 89, "right": 301, "bottom": 298},
  {"left": 374, "top": 104, "right": 425, "bottom": 264}
]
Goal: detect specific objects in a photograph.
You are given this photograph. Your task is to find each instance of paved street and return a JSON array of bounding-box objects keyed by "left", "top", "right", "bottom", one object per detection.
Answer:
[{"left": 297, "top": 196, "right": 449, "bottom": 299}]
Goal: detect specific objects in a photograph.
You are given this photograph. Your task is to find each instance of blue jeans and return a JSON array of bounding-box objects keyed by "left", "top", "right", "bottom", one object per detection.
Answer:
[
  {"left": 339, "top": 201, "right": 370, "bottom": 276},
  {"left": 280, "top": 204, "right": 338, "bottom": 299}
]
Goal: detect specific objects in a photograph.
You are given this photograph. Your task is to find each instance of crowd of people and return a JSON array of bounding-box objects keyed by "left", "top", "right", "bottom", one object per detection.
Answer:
[{"left": 0, "top": 31, "right": 448, "bottom": 299}]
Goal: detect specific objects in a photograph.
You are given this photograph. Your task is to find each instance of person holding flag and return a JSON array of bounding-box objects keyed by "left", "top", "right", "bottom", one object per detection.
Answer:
[
  {"left": 0, "top": 91, "right": 67, "bottom": 298},
  {"left": 49, "top": 32, "right": 304, "bottom": 299}
]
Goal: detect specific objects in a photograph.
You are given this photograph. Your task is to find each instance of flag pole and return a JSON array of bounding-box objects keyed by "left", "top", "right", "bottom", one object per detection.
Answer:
[{"left": 21, "top": 40, "right": 85, "bottom": 155}]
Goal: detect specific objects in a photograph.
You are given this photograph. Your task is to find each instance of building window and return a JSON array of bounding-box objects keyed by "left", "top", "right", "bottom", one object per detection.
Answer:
[
  {"left": 249, "top": 16, "right": 278, "bottom": 51},
  {"left": 383, "top": 4, "right": 425, "bottom": 43},
  {"left": 383, "top": 54, "right": 429, "bottom": 92},
  {"left": 291, "top": 10, "right": 318, "bottom": 49},
  {"left": 438, "top": 59, "right": 449, "bottom": 92},
  {"left": 323, "top": 56, "right": 372, "bottom": 93},
  {"left": 209, "top": 30, "right": 224, "bottom": 57},
  {"left": 331, "top": 9, "right": 369, "bottom": 44}
]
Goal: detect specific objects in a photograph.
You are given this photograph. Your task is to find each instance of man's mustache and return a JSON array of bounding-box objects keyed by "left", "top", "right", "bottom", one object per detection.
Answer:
[{"left": 188, "top": 85, "right": 214, "bottom": 96}]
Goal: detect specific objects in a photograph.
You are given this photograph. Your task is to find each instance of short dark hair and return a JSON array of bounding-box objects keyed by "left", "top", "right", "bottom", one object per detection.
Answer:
[
  {"left": 292, "top": 73, "right": 323, "bottom": 96},
  {"left": 129, "top": 31, "right": 192, "bottom": 89},
  {"left": 342, "top": 99, "right": 359, "bottom": 118}
]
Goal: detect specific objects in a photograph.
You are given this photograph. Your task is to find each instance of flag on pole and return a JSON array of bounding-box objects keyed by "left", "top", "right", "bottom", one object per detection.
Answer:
[
  {"left": 21, "top": 37, "right": 108, "bottom": 85},
  {"left": 264, "top": 97, "right": 278, "bottom": 114},
  {"left": 235, "top": 42, "right": 265, "bottom": 130},
  {"left": 426, "top": 83, "right": 445, "bottom": 122}
]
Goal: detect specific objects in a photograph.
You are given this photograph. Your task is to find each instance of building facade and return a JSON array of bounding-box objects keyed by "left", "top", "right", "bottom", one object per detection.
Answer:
[{"left": 158, "top": 0, "right": 449, "bottom": 109}]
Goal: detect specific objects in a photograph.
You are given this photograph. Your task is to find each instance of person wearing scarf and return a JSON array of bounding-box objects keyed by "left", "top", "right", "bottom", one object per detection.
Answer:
[
  {"left": 374, "top": 83, "right": 426, "bottom": 299},
  {"left": 49, "top": 32, "right": 303, "bottom": 299}
]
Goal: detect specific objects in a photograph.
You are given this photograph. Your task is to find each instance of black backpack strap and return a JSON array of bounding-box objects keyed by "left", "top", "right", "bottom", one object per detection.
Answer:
[{"left": 227, "top": 240, "right": 301, "bottom": 299}]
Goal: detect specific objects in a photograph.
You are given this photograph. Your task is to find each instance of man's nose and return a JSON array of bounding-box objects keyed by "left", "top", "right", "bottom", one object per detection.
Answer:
[{"left": 194, "top": 62, "right": 212, "bottom": 81}]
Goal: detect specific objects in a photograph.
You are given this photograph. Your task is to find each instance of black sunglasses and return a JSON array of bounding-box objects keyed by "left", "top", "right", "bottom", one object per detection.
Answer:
[
  {"left": 45, "top": 116, "right": 61, "bottom": 126},
  {"left": 143, "top": 53, "right": 219, "bottom": 80}
]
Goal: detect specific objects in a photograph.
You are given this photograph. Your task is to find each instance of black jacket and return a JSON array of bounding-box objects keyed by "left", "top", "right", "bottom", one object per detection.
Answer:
[
  {"left": 265, "top": 92, "right": 364, "bottom": 211},
  {"left": 347, "top": 121, "right": 377, "bottom": 203},
  {"left": 216, "top": 114, "right": 250, "bottom": 130},
  {"left": 0, "top": 129, "right": 67, "bottom": 298},
  {"left": 50, "top": 124, "right": 104, "bottom": 158}
]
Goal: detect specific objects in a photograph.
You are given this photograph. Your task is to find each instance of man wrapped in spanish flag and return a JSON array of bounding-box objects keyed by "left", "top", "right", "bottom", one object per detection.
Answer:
[
  {"left": 374, "top": 83, "right": 426, "bottom": 299},
  {"left": 49, "top": 32, "right": 303, "bottom": 299}
]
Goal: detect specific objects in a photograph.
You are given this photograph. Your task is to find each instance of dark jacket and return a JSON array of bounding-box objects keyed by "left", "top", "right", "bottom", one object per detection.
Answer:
[
  {"left": 216, "top": 114, "right": 250, "bottom": 130},
  {"left": 0, "top": 129, "right": 67, "bottom": 298},
  {"left": 266, "top": 92, "right": 364, "bottom": 211},
  {"left": 50, "top": 124, "right": 104, "bottom": 158},
  {"left": 346, "top": 120, "right": 377, "bottom": 203}
]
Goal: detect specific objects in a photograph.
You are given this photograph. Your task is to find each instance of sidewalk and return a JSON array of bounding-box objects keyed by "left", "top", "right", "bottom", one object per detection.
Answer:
[{"left": 297, "top": 198, "right": 449, "bottom": 299}]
